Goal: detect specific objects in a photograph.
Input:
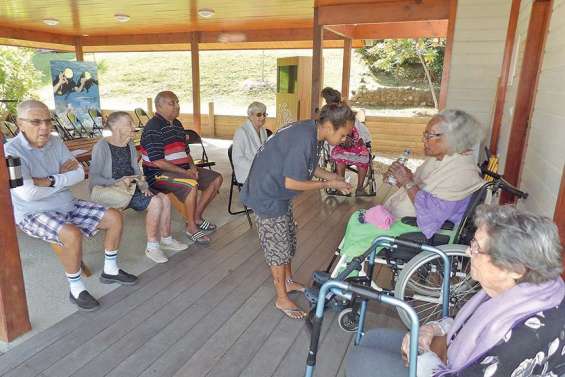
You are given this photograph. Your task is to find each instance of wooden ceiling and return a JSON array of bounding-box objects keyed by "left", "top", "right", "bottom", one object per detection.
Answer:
[{"left": 0, "top": 0, "right": 449, "bottom": 51}]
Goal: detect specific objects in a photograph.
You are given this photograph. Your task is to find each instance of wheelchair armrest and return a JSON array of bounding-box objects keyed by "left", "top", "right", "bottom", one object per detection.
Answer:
[{"left": 401, "top": 217, "right": 455, "bottom": 230}]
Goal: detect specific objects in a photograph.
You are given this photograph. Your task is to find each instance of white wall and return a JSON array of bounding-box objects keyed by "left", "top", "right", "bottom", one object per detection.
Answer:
[
  {"left": 516, "top": 0, "right": 565, "bottom": 217},
  {"left": 446, "top": 0, "right": 512, "bottom": 131}
]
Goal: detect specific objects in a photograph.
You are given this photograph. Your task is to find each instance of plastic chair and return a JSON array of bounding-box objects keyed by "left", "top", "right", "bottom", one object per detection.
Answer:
[
  {"left": 227, "top": 144, "right": 252, "bottom": 227},
  {"left": 185, "top": 129, "right": 216, "bottom": 169}
]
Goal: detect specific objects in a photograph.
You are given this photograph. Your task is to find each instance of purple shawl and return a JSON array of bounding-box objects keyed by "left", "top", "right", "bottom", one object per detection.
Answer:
[{"left": 435, "top": 277, "right": 565, "bottom": 375}]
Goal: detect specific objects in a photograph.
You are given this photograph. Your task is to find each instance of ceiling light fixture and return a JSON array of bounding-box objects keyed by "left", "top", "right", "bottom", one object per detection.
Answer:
[
  {"left": 42, "top": 18, "right": 60, "bottom": 26},
  {"left": 198, "top": 8, "right": 215, "bottom": 18},
  {"left": 114, "top": 13, "right": 130, "bottom": 23}
]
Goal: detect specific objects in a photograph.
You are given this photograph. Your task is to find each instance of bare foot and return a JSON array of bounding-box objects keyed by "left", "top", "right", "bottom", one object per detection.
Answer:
[
  {"left": 275, "top": 298, "right": 306, "bottom": 319},
  {"left": 286, "top": 279, "right": 305, "bottom": 293}
]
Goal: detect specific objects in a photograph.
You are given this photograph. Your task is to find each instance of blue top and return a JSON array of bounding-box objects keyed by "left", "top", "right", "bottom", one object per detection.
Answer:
[
  {"left": 240, "top": 120, "right": 321, "bottom": 218},
  {"left": 6, "top": 133, "right": 85, "bottom": 223}
]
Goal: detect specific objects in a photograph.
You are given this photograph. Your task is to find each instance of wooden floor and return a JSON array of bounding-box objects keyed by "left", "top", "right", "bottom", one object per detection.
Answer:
[{"left": 0, "top": 190, "right": 403, "bottom": 377}]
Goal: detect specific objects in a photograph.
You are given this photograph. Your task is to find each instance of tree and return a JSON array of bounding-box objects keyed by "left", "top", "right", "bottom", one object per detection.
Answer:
[
  {"left": 357, "top": 38, "right": 445, "bottom": 108},
  {"left": 0, "top": 47, "right": 41, "bottom": 114}
]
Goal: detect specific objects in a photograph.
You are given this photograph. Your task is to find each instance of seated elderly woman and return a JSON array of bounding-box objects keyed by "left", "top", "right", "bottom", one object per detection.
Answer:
[
  {"left": 339, "top": 109, "right": 484, "bottom": 260},
  {"left": 89, "top": 111, "right": 188, "bottom": 264},
  {"left": 322, "top": 87, "right": 372, "bottom": 197},
  {"left": 232, "top": 101, "right": 269, "bottom": 184},
  {"left": 346, "top": 204, "right": 565, "bottom": 377}
]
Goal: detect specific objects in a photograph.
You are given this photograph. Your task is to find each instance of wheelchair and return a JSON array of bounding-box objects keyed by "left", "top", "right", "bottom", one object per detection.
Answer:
[
  {"left": 319, "top": 140, "right": 377, "bottom": 196},
  {"left": 305, "top": 171, "right": 528, "bottom": 330}
]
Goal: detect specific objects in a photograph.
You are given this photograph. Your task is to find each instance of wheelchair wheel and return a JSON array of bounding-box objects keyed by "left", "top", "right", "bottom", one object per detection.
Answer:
[
  {"left": 338, "top": 308, "right": 359, "bottom": 332},
  {"left": 393, "top": 244, "right": 479, "bottom": 328}
]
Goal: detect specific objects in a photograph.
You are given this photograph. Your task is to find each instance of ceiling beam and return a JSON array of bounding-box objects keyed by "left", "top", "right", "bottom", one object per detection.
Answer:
[
  {"left": 326, "top": 20, "right": 448, "bottom": 40},
  {"left": 0, "top": 26, "right": 74, "bottom": 47},
  {"left": 317, "top": 0, "right": 450, "bottom": 25},
  {"left": 324, "top": 25, "right": 356, "bottom": 39}
]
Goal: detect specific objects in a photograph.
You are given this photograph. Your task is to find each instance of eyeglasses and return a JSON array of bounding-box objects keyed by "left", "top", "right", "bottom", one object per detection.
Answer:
[
  {"left": 422, "top": 132, "right": 443, "bottom": 140},
  {"left": 18, "top": 118, "right": 53, "bottom": 127},
  {"left": 255, "top": 112, "right": 268, "bottom": 118},
  {"left": 468, "top": 237, "right": 488, "bottom": 256}
]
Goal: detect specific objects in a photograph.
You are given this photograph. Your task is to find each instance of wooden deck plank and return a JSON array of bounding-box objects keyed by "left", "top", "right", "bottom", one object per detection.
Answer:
[{"left": 44, "top": 232, "right": 262, "bottom": 377}]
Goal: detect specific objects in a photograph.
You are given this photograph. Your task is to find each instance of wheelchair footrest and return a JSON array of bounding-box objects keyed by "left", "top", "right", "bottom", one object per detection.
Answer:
[
  {"left": 305, "top": 287, "right": 320, "bottom": 305},
  {"left": 312, "top": 271, "right": 331, "bottom": 285}
]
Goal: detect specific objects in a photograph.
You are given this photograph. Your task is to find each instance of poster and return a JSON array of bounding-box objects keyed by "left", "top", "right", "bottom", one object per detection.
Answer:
[{"left": 50, "top": 60, "right": 101, "bottom": 131}]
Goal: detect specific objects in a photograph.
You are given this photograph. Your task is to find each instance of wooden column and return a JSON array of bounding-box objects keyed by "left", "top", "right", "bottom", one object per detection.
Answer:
[
  {"left": 74, "top": 37, "right": 84, "bottom": 61},
  {"left": 208, "top": 102, "right": 215, "bottom": 137},
  {"left": 341, "top": 38, "right": 352, "bottom": 100},
  {"left": 311, "top": 7, "right": 324, "bottom": 118},
  {"left": 501, "top": 0, "right": 552, "bottom": 204},
  {"left": 146, "top": 97, "right": 154, "bottom": 116},
  {"left": 0, "top": 136, "right": 31, "bottom": 342},
  {"left": 190, "top": 32, "right": 202, "bottom": 134},
  {"left": 554, "top": 167, "right": 565, "bottom": 279},
  {"left": 490, "top": 0, "right": 521, "bottom": 155},
  {"left": 438, "top": 0, "right": 457, "bottom": 110}
]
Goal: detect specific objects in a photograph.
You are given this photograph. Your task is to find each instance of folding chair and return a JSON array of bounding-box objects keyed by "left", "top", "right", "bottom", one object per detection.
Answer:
[
  {"left": 1, "top": 120, "right": 18, "bottom": 138},
  {"left": 227, "top": 145, "right": 252, "bottom": 227},
  {"left": 51, "top": 112, "right": 77, "bottom": 140},
  {"left": 185, "top": 129, "right": 216, "bottom": 169},
  {"left": 134, "top": 108, "right": 150, "bottom": 128},
  {"left": 66, "top": 111, "right": 93, "bottom": 138},
  {"left": 87, "top": 108, "right": 105, "bottom": 136}
]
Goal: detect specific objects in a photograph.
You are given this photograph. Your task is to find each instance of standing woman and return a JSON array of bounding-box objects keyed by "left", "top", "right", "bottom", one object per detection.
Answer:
[
  {"left": 241, "top": 103, "right": 355, "bottom": 319},
  {"left": 89, "top": 111, "right": 188, "bottom": 264},
  {"left": 232, "top": 101, "right": 269, "bottom": 184}
]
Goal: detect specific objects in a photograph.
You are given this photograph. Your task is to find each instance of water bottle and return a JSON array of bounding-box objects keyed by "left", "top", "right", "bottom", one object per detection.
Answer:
[{"left": 387, "top": 149, "right": 411, "bottom": 186}]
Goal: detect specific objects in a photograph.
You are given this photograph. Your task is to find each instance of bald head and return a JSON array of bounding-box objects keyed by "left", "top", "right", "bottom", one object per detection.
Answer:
[
  {"left": 154, "top": 91, "right": 180, "bottom": 122},
  {"left": 17, "top": 100, "right": 49, "bottom": 119}
]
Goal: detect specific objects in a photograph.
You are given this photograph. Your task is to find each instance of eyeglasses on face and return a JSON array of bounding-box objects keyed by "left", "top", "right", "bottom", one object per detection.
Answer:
[
  {"left": 18, "top": 118, "right": 53, "bottom": 127},
  {"left": 255, "top": 112, "right": 268, "bottom": 118},
  {"left": 422, "top": 131, "right": 443, "bottom": 140},
  {"left": 468, "top": 237, "right": 488, "bottom": 256}
]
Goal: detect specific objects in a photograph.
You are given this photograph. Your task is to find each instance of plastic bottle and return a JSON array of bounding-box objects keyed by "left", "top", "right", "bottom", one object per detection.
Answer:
[{"left": 387, "top": 148, "right": 412, "bottom": 186}]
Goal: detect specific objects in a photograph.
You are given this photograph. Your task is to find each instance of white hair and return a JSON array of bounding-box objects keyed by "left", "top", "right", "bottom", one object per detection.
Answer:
[
  {"left": 434, "top": 109, "right": 484, "bottom": 154},
  {"left": 16, "top": 100, "right": 49, "bottom": 118},
  {"left": 247, "top": 101, "right": 267, "bottom": 117}
]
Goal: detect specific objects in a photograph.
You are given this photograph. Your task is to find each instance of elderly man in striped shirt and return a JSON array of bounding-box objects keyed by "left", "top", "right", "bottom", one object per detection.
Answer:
[{"left": 140, "top": 91, "right": 223, "bottom": 245}]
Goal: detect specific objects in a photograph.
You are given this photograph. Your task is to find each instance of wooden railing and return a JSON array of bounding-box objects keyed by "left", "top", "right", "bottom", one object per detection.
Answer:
[{"left": 101, "top": 109, "right": 429, "bottom": 158}]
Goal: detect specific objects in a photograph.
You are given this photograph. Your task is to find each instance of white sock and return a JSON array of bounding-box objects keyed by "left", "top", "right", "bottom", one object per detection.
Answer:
[
  {"left": 66, "top": 270, "right": 86, "bottom": 299},
  {"left": 160, "top": 236, "right": 173, "bottom": 244},
  {"left": 147, "top": 241, "right": 160, "bottom": 250},
  {"left": 104, "top": 249, "right": 119, "bottom": 275}
]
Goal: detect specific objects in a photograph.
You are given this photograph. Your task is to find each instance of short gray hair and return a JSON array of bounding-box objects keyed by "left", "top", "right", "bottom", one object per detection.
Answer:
[
  {"left": 106, "top": 111, "right": 132, "bottom": 129},
  {"left": 247, "top": 101, "right": 266, "bottom": 117},
  {"left": 17, "top": 100, "right": 48, "bottom": 117},
  {"left": 154, "top": 91, "right": 177, "bottom": 108},
  {"left": 434, "top": 109, "right": 484, "bottom": 154},
  {"left": 474, "top": 204, "right": 563, "bottom": 284}
]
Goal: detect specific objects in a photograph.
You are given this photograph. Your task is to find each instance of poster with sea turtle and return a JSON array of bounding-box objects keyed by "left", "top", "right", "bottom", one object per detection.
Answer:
[{"left": 50, "top": 60, "right": 101, "bottom": 133}]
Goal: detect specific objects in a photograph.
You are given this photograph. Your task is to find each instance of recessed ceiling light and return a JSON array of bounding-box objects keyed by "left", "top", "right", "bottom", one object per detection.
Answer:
[
  {"left": 198, "top": 8, "right": 215, "bottom": 18},
  {"left": 82, "top": 34, "right": 89, "bottom": 37},
  {"left": 42, "top": 18, "right": 59, "bottom": 26},
  {"left": 114, "top": 13, "right": 130, "bottom": 23}
]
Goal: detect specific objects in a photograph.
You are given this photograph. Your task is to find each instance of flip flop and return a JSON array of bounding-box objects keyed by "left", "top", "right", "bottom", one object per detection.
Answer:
[
  {"left": 186, "top": 230, "right": 210, "bottom": 245},
  {"left": 197, "top": 219, "right": 217, "bottom": 232},
  {"left": 275, "top": 304, "right": 306, "bottom": 320}
]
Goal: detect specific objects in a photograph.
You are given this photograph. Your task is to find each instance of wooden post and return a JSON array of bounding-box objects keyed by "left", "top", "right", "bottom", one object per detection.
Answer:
[
  {"left": 74, "top": 37, "right": 84, "bottom": 61},
  {"left": 191, "top": 32, "right": 202, "bottom": 134},
  {"left": 341, "top": 38, "right": 352, "bottom": 100},
  {"left": 0, "top": 136, "right": 32, "bottom": 342},
  {"left": 438, "top": 0, "right": 457, "bottom": 110},
  {"left": 489, "top": 0, "right": 521, "bottom": 155},
  {"left": 208, "top": 102, "right": 215, "bottom": 137},
  {"left": 501, "top": 0, "right": 552, "bottom": 204},
  {"left": 311, "top": 7, "right": 324, "bottom": 118},
  {"left": 554, "top": 167, "right": 565, "bottom": 279},
  {"left": 146, "top": 97, "right": 154, "bottom": 116}
]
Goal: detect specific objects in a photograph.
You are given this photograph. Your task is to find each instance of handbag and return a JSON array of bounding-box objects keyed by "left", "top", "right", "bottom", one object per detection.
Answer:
[{"left": 91, "top": 180, "right": 137, "bottom": 209}]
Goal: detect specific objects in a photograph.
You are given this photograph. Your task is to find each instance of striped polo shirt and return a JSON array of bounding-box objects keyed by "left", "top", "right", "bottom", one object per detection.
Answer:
[{"left": 140, "top": 113, "right": 190, "bottom": 185}]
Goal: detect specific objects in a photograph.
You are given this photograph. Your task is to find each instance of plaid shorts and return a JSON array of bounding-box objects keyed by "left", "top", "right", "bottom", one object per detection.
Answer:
[
  {"left": 18, "top": 199, "right": 107, "bottom": 246},
  {"left": 256, "top": 205, "right": 297, "bottom": 266}
]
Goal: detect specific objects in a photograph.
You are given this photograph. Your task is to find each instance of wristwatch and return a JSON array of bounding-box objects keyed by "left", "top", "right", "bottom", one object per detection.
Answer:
[
  {"left": 404, "top": 180, "right": 417, "bottom": 191},
  {"left": 47, "top": 175, "right": 56, "bottom": 187}
]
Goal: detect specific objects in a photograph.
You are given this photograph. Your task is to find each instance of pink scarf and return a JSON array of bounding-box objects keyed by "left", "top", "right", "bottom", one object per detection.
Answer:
[{"left": 436, "top": 277, "right": 565, "bottom": 375}]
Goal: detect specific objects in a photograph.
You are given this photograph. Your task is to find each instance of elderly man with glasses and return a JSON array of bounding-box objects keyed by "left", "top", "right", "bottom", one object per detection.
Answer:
[{"left": 6, "top": 100, "right": 137, "bottom": 311}]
